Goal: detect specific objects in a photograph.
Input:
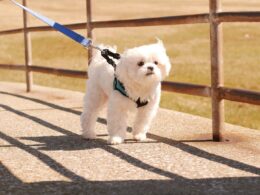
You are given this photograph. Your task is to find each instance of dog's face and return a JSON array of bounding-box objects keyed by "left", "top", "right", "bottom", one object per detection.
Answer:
[{"left": 116, "top": 41, "right": 171, "bottom": 86}]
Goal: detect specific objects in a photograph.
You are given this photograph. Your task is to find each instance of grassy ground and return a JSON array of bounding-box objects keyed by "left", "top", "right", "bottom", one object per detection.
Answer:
[{"left": 0, "top": 0, "right": 259, "bottom": 129}]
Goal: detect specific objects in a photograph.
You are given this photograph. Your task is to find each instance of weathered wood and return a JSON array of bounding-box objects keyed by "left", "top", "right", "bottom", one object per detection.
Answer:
[
  {"left": 86, "top": 0, "right": 93, "bottom": 65},
  {"left": 29, "top": 66, "right": 87, "bottom": 78},
  {"left": 1, "top": 63, "right": 260, "bottom": 105},
  {"left": 162, "top": 81, "right": 211, "bottom": 97},
  {"left": 92, "top": 14, "right": 209, "bottom": 28},
  {"left": 0, "top": 64, "right": 87, "bottom": 78},
  {"left": 218, "top": 12, "right": 260, "bottom": 23},
  {"left": 0, "top": 28, "right": 23, "bottom": 36},
  {"left": 220, "top": 87, "right": 260, "bottom": 106},
  {"left": 0, "top": 14, "right": 209, "bottom": 36},
  {"left": 2, "top": 11, "right": 260, "bottom": 36},
  {"left": 0, "top": 23, "right": 87, "bottom": 36},
  {"left": 209, "top": 0, "right": 224, "bottom": 141},
  {"left": 23, "top": 0, "right": 33, "bottom": 92},
  {"left": 0, "top": 64, "right": 26, "bottom": 71}
]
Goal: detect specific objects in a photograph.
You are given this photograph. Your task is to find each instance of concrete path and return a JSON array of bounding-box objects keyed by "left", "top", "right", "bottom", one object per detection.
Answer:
[{"left": 0, "top": 82, "right": 259, "bottom": 195}]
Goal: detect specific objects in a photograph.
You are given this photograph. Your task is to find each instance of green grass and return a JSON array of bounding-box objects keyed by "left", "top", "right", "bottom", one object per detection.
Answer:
[{"left": 0, "top": 1, "right": 259, "bottom": 130}]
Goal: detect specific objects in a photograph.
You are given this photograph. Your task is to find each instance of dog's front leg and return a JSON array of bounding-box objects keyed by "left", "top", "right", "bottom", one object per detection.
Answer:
[
  {"left": 107, "top": 93, "right": 128, "bottom": 144},
  {"left": 132, "top": 95, "right": 160, "bottom": 141}
]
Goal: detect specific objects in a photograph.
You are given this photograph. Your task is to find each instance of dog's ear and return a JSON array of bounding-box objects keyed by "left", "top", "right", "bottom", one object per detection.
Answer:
[
  {"left": 154, "top": 38, "right": 171, "bottom": 78},
  {"left": 155, "top": 37, "right": 164, "bottom": 46},
  {"left": 155, "top": 38, "right": 166, "bottom": 52}
]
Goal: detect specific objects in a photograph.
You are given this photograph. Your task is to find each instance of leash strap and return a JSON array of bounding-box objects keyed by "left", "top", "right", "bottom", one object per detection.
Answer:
[
  {"left": 11, "top": 0, "right": 120, "bottom": 68},
  {"left": 11, "top": 0, "right": 92, "bottom": 48}
]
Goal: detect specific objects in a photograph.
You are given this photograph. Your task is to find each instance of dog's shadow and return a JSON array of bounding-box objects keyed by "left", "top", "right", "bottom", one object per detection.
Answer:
[
  {"left": 20, "top": 134, "right": 108, "bottom": 151},
  {"left": 20, "top": 133, "right": 158, "bottom": 151}
]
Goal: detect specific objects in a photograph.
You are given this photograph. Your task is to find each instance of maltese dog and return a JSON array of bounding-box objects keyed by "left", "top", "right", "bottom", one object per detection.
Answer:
[{"left": 80, "top": 40, "right": 171, "bottom": 144}]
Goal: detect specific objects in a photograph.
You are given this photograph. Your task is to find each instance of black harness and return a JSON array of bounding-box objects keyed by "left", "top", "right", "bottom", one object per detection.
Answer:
[
  {"left": 101, "top": 49, "right": 120, "bottom": 70},
  {"left": 101, "top": 49, "right": 149, "bottom": 108},
  {"left": 113, "top": 77, "right": 149, "bottom": 108}
]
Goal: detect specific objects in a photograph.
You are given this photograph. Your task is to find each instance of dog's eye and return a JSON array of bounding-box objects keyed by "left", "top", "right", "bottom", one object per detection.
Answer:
[
  {"left": 154, "top": 61, "right": 158, "bottom": 65},
  {"left": 138, "top": 61, "right": 145, "bottom": 66}
]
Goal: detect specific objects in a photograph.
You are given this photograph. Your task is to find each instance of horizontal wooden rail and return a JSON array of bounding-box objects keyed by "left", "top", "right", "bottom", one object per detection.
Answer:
[
  {"left": 0, "top": 14, "right": 209, "bottom": 36},
  {"left": 0, "top": 28, "right": 24, "bottom": 36},
  {"left": 0, "top": 64, "right": 26, "bottom": 71},
  {"left": 0, "top": 23, "right": 87, "bottom": 36},
  {"left": 1, "top": 64, "right": 260, "bottom": 105},
  {"left": 92, "top": 14, "right": 209, "bottom": 28},
  {"left": 218, "top": 12, "right": 260, "bottom": 23},
  {"left": 29, "top": 66, "right": 87, "bottom": 78},
  {"left": 220, "top": 87, "right": 260, "bottom": 106},
  {"left": 162, "top": 81, "right": 211, "bottom": 97},
  {"left": 0, "top": 64, "right": 210, "bottom": 97},
  {"left": 0, "top": 64, "right": 87, "bottom": 78},
  {"left": 1, "top": 11, "right": 260, "bottom": 36}
]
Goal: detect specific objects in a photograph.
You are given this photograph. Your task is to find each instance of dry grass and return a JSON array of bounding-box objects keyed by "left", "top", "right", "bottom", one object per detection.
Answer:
[{"left": 0, "top": 0, "right": 259, "bottom": 129}]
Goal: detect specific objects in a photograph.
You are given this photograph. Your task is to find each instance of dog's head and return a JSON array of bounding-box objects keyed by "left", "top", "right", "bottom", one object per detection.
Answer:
[{"left": 116, "top": 40, "right": 171, "bottom": 86}]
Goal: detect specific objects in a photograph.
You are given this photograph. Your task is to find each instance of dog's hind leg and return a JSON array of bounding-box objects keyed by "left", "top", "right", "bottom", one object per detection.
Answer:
[{"left": 81, "top": 83, "right": 106, "bottom": 139}]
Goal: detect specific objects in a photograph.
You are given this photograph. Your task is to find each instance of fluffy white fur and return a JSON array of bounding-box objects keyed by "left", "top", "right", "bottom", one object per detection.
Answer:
[{"left": 80, "top": 41, "right": 171, "bottom": 144}]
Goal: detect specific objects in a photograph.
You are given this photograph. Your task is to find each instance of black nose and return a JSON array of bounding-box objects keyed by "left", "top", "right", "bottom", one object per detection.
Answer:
[{"left": 147, "top": 66, "right": 154, "bottom": 71}]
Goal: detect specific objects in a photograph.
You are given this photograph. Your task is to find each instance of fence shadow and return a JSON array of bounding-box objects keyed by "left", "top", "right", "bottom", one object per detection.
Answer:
[
  {"left": 1, "top": 91, "right": 260, "bottom": 194},
  {"left": 0, "top": 104, "right": 183, "bottom": 180},
  {"left": 1, "top": 91, "right": 260, "bottom": 177},
  {"left": 1, "top": 160, "right": 260, "bottom": 195}
]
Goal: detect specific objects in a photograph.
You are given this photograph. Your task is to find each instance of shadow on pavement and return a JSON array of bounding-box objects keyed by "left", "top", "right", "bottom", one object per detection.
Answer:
[
  {"left": 1, "top": 161, "right": 260, "bottom": 195},
  {"left": 0, "top": 104, "right": 183, "bottom": 181},
  {"left": 1, "top": 91, "right": 260, "bottom": 194}
]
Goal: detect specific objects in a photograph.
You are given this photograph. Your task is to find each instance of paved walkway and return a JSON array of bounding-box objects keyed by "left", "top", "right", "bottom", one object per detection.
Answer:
[{"left": 0, "top": 82, "right": 259, "bottom": 195}]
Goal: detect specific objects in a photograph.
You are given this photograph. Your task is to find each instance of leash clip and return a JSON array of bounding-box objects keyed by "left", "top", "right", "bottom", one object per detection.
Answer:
[
  {"left": 100, "top": 48, "right": 121, "bottom": 70},
  {"left": 88, "top": 43, "right": 121, "bottom": 70}
]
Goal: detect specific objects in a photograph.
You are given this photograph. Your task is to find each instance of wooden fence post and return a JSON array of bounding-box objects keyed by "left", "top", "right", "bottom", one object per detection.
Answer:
[
  {"left": 209, "top": 0, "right": 224, "bottom": 141},
  {"left": 86, "top": 0, "right": 93, "bottom": 66},
  {"left": 22, "top": 0, "right": 33, "bottom": 92}
]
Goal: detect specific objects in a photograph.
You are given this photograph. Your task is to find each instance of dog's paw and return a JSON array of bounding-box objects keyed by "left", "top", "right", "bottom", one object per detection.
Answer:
[
  {"left": 133, "top": 133, "right": 147, "bottom": 141},
  {"left": 82, "top": 132, "right": 96, "bottom": 140},
  {"left": 108, "top": 136, "right": 124, "bottom": 145}
]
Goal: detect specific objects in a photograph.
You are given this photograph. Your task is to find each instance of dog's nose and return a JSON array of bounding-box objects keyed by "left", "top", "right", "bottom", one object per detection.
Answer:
[{"left": 147, "top": 66, "right": 154, "bottom": 71}]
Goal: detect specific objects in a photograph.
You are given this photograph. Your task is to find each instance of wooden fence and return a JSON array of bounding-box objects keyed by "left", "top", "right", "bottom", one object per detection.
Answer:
[{"left": 0, "top": 0, "right": 259, "bottom": 141}]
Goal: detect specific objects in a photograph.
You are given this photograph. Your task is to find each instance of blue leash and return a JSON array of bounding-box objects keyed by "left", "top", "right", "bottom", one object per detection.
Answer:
[{"left": 11, "top": 0, "right": 120, "bottom": 68}]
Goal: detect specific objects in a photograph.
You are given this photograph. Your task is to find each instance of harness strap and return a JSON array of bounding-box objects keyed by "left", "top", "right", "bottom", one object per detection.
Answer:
[
  {"left": 101, "top": 49, "right": 120, "bottom": 70},
  {"left": 113, "top": 77, "right": 149, "bottom": 108},
  {"left": 136, "top": 98, "right": 149, "bottom": 108}
]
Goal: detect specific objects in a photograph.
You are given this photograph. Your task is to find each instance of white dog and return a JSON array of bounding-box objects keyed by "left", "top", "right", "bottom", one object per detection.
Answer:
[{"left": 80, "top": 40, "right": 171, "bottom": 144}]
